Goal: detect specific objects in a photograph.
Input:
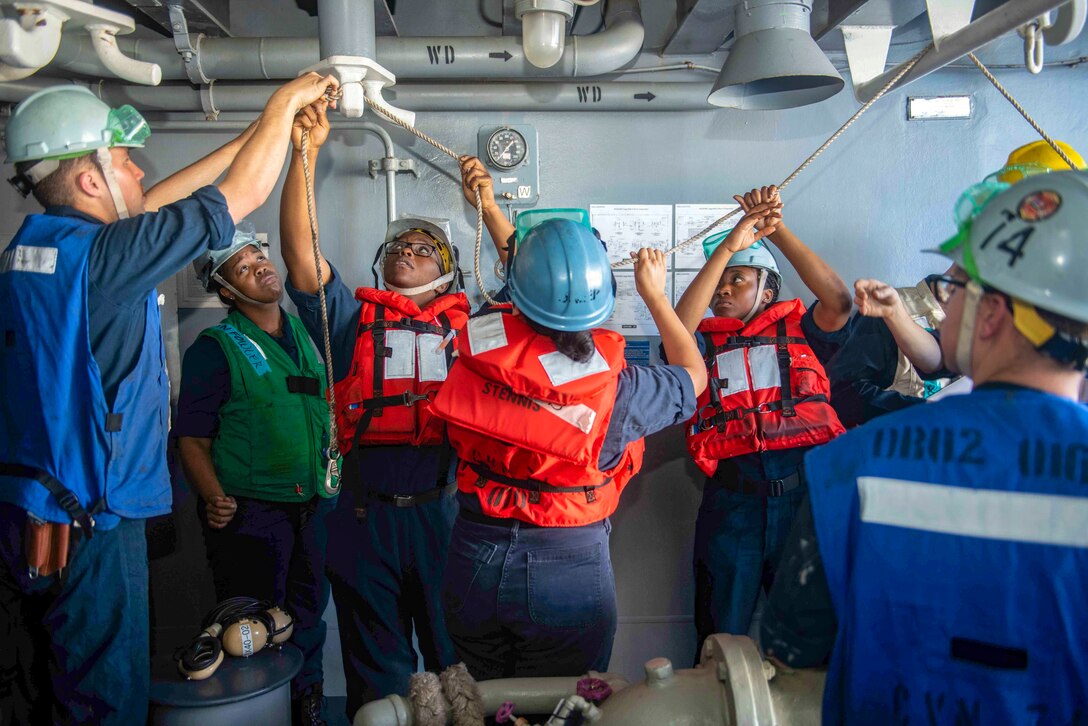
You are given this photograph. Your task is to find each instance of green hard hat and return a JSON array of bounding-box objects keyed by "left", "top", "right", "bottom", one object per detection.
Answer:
[{"left": 4, "top": 85, "right": 150, "bottom": 164}]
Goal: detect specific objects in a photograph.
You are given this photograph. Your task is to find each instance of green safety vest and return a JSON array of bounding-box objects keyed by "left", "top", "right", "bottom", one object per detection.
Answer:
[{"left": 202, "top": 309, "right": 332, "bottom": 501}]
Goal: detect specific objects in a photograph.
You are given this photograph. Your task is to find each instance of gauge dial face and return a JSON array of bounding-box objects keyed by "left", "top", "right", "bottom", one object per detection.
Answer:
[{"left": 486, "top": 128, "right": 528, "bottom": 170}]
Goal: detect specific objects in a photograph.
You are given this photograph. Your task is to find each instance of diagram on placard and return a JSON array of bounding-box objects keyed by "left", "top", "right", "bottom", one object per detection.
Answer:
[
  {"left": 673, "top": 269, "right": 714, "bottom": 320},
  {"left": 589, "top": 205, "right": 674, "bottom": 265},
  {"left": 674, "top": 204, "right": 739, "bottom": 268},
  {"left": 603, "top": 271, "right": 674, "bottom": 337}
]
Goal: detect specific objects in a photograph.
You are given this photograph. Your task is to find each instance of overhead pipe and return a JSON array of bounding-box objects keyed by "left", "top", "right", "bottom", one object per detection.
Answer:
[
  {"left": 87, "top": 25, "right": 162, "bottom": 85},
  {"left": 854, "top": 0, "right": 1068, "bottom": 102},
  {"left": 319, "top": 0, "right": 376, "bottom": 59},
  {"left": 44, "top": 0, "right": 644, "bottom": 81},
  {"left": 0, "top": 78, "right": 715, "bottom": 112}
]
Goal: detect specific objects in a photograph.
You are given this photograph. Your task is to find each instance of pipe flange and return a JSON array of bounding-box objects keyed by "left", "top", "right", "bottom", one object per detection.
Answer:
[{"left": 515, "top": 0, "right": 576, "bottom": 19}]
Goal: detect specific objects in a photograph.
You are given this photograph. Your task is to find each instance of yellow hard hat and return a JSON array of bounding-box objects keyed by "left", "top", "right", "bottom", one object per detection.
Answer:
[{"left": 997, "top": 140, "right": 1085, "bottom": 183}]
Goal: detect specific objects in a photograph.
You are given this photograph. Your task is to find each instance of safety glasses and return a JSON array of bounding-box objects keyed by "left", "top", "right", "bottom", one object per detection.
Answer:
[
  {"left": 383, "top": 239, "right": 437, "bottom": 257},
  {"left": 924, "top": 274, "right": 968, "bottom": 305},
  {"left": 107, "top": 105, "right": 151, "bottom": 147}
]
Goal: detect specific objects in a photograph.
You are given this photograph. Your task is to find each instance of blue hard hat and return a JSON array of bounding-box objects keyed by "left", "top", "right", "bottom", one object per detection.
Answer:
[{"left": 507, "top": 218, "right": 616, "bottom": 332}]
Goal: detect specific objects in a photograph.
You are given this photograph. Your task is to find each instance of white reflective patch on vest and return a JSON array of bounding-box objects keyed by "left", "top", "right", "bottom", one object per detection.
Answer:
[
  {"left": 467, "top": 314, "right": 507, "bottom": 354},
  {"left": 0, "top": 245, "right": 58, "bottom": 275},
  {"left": 714, "top": 349, "right": 748, "bottom": 397},
  {"left": 857, "top": 476, "right": 1088, "bottom": 548},
  {"left": 417, "top": 333, "right": 448, "bottom": 382},
  {"left": 383, "top": 329, "right": 417, "bottom": 379},
  {"left": 245, "top": 335, "right": 268, "bottom": 362},
  {"left": 538, "top": 349, "right": 609, "bottom": 387},
  {"left": 536, "top": 399, "right": 597, "bottom": 434},
  {"left": 748, "top": 345, "right": 781, "bottom": 391}
]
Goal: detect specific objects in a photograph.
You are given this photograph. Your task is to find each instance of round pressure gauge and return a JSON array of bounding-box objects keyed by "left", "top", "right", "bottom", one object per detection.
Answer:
[{"left": 486, "top": 127, "right": 528, "bottom": 170}]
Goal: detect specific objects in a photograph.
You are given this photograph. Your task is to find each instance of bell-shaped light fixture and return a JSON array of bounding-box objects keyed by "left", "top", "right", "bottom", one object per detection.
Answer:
[
  {"left": 515, "top": 0, "right": 575, "bottom": 69},
  {"left": 709, "top": 0, "right": 844, "bottom": 110}
]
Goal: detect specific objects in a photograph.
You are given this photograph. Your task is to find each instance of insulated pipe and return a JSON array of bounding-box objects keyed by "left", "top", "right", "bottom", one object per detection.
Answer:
[
  {"left": 854, "top": 0, "right": 1068, "bottom": 102},
  {"left": 143, "top": 118, "right": 399, "bottom": 225},
  {"left": 45, "top": 0, "right": 644, "bottom": 81},
  {"left": 0, "top": 8, "right": 64, "bottom": 82},
  {"left": 87, "top": 26, "right": 162, "bottom": 85},
  {"left": 319, "top": 0, "right": 375, "bottom": 59},
  {"left": 0, "top": 78, "right": 714, "bottom": 111}
]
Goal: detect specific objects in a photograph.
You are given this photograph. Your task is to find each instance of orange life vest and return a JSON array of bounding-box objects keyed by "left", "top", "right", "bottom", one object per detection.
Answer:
[
  {"left": 333, "top": 288, "right": 470, "bottom": 453},
  {"left": 431, "top": 310, "right": 645, "bottom": 527},
  {"left": 686, "top": 299, "right": 844, "bottom": 477}
]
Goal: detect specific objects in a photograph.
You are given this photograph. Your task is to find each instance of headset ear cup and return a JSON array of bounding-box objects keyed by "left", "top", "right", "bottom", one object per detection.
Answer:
[
  {"left": 221, "top": 617, "right": 268, "bottom": 657},
  {"left": 175, "top": 630, "right": 225, "bottom": 680},
  {"left": 266, "top": 606, "right": 294, "bottom": 644}
]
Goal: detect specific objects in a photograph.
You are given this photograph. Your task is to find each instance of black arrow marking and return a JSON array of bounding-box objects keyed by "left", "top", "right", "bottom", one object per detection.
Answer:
[
  {"left": 634, "top": 92, "right": 656, "bottom": 102},
  {"left": 490, "top": 50, "right": 513, "bottom": 62}
]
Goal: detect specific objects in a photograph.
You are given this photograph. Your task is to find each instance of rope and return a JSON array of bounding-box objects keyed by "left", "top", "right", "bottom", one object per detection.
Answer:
[
  {"left": 610, "top": 44, "right": 933, "bottom": 268},
  {"left": 967, "top": 52, "right": 1079, "bottom": 170},
  {"left": 299, "top": 129, "right": 342, "bottom": 484},
  {"left": 361, "top": 94, "right": 500, "bottom": 305}
]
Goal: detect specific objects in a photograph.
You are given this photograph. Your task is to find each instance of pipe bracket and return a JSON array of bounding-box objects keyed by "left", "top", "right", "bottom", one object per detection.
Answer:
[
  {"left": 368, "top": 156, "right": 417, "bottom": 179},
  {"left": 168, "top": 4, "right": 211, "bottom": 85},
  {"left": 200, "top": 81, "right": 219, "bottom": 120}
]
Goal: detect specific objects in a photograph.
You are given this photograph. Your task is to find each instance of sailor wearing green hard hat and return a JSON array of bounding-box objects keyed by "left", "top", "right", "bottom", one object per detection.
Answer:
[
  {"left": 672, "top": 185, "right": 853, "bottom": 657},
  {"left": 0, "top": 73, "right": 337, "bottom": 724},
  {"left": 761, "top": 170, "right": 1088, "bottom": 725}
]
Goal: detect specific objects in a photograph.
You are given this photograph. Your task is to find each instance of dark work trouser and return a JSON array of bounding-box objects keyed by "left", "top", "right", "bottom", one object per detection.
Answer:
[
  {"left": 692, "top": 477, "right": 807, "bottom": 660},
  {"left": 442, "top": 514, "right": 617, "bottom": 681},
  {"left": 198, "top": 494, "right": 335, "bottom": 697},
  {"left": 325, "top": 480, "right": 459, "bottom": 718},
  {"left": 0, "top": 504, "right": 149, "bottom": 725}
]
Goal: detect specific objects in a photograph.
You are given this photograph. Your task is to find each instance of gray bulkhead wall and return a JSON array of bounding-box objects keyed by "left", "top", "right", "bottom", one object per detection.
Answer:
[{"left": 1, "top": 65, "right": 1084, "bottom": 697}]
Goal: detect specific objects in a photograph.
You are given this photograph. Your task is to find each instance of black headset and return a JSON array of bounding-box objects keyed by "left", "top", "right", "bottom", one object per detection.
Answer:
[{"left": 174, "top": 597, "right": 294, "bottom": 680}]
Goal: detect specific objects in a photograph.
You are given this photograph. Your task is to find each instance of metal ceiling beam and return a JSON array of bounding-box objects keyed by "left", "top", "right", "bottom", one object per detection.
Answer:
[
  {"left": 854, "top": 0, "right": 1068, "bottom": 101},
  {"left": 662, "top": 0, "right": 734, "bottom": 56},
  {"left": 122, "top": 0, "right": 232, "bottom": 37},
  {"left": 813, "top": 0, "right": 928, "bottom": 39}
]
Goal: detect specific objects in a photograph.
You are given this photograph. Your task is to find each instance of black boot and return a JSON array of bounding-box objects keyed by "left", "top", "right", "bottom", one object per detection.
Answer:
[{"left": 292, "top": 683, "right": 327, "bottom": 726}]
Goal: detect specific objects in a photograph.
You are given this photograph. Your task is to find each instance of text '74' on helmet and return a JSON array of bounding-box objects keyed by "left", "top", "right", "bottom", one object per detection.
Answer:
[{"left": 937, "top": 170, "right": 1088, "bottom": 324}]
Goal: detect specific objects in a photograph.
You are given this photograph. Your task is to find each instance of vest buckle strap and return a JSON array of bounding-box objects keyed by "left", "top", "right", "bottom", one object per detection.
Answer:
[
  {"left": 719, "top": 470, "right": 802, "bottom": 497},
  {"left": 285, "top": 375, "right": 321, "bottom": 396},
  {"left": 468, "top": 462, "right": 612, "bottom": 496},
  {"left": 368, "top": 483, "right": 458, "bottom": 507}
]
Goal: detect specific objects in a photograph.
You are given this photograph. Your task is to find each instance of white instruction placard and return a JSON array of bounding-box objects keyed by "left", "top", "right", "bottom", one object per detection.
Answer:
[
  {"left": 672, "top": 269, "right": 714, "bottom": 319},
  {"left": 673, "top": 204, "right": 740, "bottom": 268},
  {"left": 590, "top": 205, "right": 674, "bottom": 265},
  {"left": 602, "top": 270, "right": 674, "bottom": 337}
]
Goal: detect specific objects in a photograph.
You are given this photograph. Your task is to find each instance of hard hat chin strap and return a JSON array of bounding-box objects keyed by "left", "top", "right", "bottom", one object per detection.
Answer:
[
  {"left": 212, "top": 272, "right": 263, "bottom": 306},
  {"left": 740, "top": 269, "right": 769, "bottom": 325},
  {"left": 94, "top": 148, "right": 129, "bottom": 221},
  {"left": 954, "top": 280, "right": 983, "bottom": 377},
  {"left": 384, "top": 270, "right": 456, "bottom": 297}
]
